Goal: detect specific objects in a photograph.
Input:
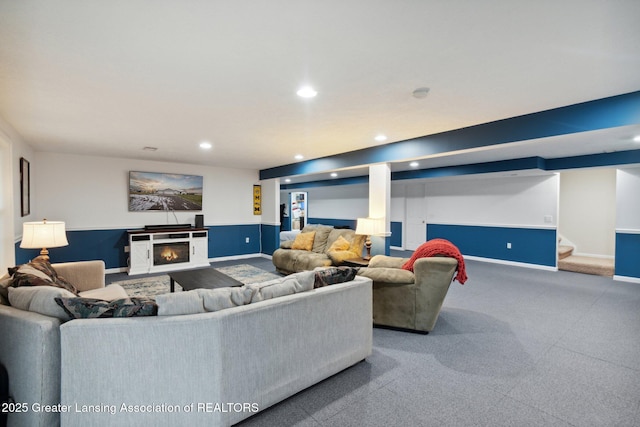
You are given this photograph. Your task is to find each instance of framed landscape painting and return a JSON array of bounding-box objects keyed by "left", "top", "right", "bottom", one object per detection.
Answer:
[{"left": 129, "top": 171, "right": 203, "bottom": 211}]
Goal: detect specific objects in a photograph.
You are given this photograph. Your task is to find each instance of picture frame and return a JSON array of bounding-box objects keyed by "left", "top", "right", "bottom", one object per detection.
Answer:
[
  {"left": 253, "top": 185, "right": 261, "bottom": 215},
  {"left": 128, "top": 171, "right": 203, "bottom": 211},
  {"left": 20, "top": 157, "right": 30, "bottom": 217}
]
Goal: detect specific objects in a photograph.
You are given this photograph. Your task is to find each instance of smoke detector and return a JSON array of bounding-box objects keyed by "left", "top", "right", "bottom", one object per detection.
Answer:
[{"left": 412, "top": 87, "right": 430, "bottom": 99}]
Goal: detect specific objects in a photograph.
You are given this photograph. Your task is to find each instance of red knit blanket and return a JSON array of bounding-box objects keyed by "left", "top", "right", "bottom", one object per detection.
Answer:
[{"left": 401, "top": 238, "right": 468, "bottom": 284}]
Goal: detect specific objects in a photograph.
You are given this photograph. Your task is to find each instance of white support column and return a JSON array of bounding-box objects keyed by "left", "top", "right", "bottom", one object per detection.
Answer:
[
  {"left": 260, "top": 178, "right": 281, "bottom": 255},
  {"left": 368, "top": 163, "right": 391, "bottom": 256}
]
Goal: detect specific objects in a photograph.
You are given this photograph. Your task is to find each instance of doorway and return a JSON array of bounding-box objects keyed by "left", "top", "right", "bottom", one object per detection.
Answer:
[
  {"left": 290, "top": 191, "right": 307, "bottom": 231},
  {"left": 558, "top": 168, "right": 616, "bottom": 276}
]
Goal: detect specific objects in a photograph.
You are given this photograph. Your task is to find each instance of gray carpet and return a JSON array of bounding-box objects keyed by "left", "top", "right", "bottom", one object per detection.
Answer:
[{"left": 107, "top": 255, "right": 640, "bottom": 426}]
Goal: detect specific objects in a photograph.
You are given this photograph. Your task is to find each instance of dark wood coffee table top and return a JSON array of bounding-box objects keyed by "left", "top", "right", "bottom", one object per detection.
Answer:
[{"left": 168, "top": 267, "right": 243, "bottom": 292}]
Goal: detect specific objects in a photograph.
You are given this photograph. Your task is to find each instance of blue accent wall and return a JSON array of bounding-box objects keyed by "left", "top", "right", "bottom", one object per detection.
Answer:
[
  {"left": 615, "top": 233, "right": 640, "bottom": 279},
  {"left": 261, "top": 224, "right": 280, "bottom": 256},
  {"left": 208, "top": 224, "right": 260, "bottom": 257},
  {"left": 427, "top": 224, "right": 557, "bottom": 267},
  {"left": 14, "top": 224, "right": 263, "bottom": 269},
  {"left": 390, "top": 221, "right": 402, "bottom": 247},
  {"left": 15, "top": 229, "right": 129, "bottom": 269}
]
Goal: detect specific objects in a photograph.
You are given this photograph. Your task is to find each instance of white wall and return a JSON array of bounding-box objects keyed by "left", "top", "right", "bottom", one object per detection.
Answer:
[
  {"left": 296, "top": 173, "right": 559, "bottom": 251},
  {"left": 0, "top": 116, "right": 36, "bottom": 271},
  {"left": 559, "top": 168, "right": 616, "bottom": 257},
  {"left": 424, "top": 173, "right": 559, "bottom": 227},
  {"left": 616, "top": 167, "right": 640, "bottom": 231},
  {"left": 34, "top": 152, "right": 260, "bottom": 231},
  {"left": 296, "top": 184, "right": 369, "bottom": 220}
]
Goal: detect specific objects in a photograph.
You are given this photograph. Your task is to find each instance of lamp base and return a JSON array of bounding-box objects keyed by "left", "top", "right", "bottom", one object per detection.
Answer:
[{"left": 363, "top": 238, "right": 372, "bottom": 260}]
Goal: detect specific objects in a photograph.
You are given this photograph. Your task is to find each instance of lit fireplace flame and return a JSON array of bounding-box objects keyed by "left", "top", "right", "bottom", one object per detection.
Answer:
[{"left": 160, "top": 247, "right": 179, "bottom": 261}]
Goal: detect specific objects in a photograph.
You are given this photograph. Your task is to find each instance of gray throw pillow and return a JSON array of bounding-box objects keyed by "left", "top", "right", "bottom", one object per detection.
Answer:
[
  {"left": 196, "top": 287, "right": 253, "bottom": 312},
  {"left": 156, "top": 291, "right": 205, "bottom": 316},
  {"left": 8, "top": 286, "right": 76, "bottom": 320}
]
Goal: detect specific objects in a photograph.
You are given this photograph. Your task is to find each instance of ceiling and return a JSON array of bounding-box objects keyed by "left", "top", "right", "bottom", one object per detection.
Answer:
[{"left": 1, "top": 1, "right": 639, "bottom": 180}]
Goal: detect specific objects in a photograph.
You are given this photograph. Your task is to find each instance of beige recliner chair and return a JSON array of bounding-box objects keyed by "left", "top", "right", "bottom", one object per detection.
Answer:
[{"left": 357, "top": 255, "right": 458, "bottom": 333}]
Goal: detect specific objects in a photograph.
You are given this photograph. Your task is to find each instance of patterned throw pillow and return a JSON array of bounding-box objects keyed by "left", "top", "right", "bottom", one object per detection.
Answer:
[
  {"left": 54, "top": 297, "right": 157, "bottom": 319},
  {"left": 8, "top": 257, "right": 78, "bottom": 295},
  {"left": 291, "top": 231, "right": 316, "bottom": 251},
  {"left": 313, "top": 267, "right": 358, "bottom": 288}
]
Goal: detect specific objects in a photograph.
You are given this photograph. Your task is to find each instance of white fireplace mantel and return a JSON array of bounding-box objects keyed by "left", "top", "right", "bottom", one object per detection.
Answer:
[{"left": 127, "top": 228, "right": 209, "bottom": 275}]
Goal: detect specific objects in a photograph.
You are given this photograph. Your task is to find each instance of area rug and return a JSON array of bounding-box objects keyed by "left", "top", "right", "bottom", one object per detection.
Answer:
[{"left": 113, "top": 265, "right": 281, "bottom": 299}]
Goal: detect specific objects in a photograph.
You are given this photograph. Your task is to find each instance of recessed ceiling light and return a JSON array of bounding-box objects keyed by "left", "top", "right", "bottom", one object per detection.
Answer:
[
  {"left": 633, "top": 135, "right": 640, "bottom": 143},
  {"left": 199, "top": 141, "right": 212, "bottom": 149},
  {"left": 294, "top": 154, "right": 304, "bottom": 160},
  {"left": 374, "top": 134, "right": 388, "bottom": 142},
  {"left": 412, "top": 87, "right": 430, "bottom": 99},
  {"left": 409, "top": 161, "right": 419, "bottom": 168},
  {"left": 285, "top": 178, "right": 291, "bottom": 183},
  {"left": 330, "top": 172, "right": 338, "bottom": 178},
  {"left": 143, "top": 146, "right": 158, "bottom": 151},
  {"left": 296, "top": 86, "right": 317, "bottom": 98}
]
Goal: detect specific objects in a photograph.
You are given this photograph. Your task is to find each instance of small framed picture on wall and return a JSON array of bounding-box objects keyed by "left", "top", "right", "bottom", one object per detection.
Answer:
[{"left": 20, "top": 157, "right": 30, "bottom": 217}]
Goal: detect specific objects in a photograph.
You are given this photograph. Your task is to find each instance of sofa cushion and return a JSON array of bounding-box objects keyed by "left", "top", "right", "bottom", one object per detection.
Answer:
[
  {"left": 248, "top": 271, "right": 315, "bottom": 302},
  {"left": 274, "top": 249, "right": 333, "bottom": 273},
  {"left": 327, "top": 250, "right": 360, "bottom": 265},
  {"left": 357, "top": 267, "right": 415, "bottom": 284},
  {"left": 8, "top": 258, "right": 78, "bottom": 294},
  {"left": 55, "top": 297, "right": 157, "bottom": 319},
  {"left": 8, "top": 286, "right": 76, "bottom": 320},
  {"left": 79, "top": 284, "right": 128, "bottom": 301},
  {"left": 156, "top": 291, "right": 205, "bottom": 316},
  {"left": 196, "top": 287, "right": 254, "bottom": 312},
  {"left": 313, "top": 267, "right": 358, "bottom": 288},
  {"left": 291, "top": 231, "right": 315, "bottom": 251},
  {"left": 301, "top": 224, "right": 334, "bottom": 253},
  {"left": 368, "top": 255, "right": 410, "bottom": 269}
]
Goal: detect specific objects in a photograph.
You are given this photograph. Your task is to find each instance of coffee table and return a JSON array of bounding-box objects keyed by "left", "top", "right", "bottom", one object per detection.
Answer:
[{"left": 168, "top": 267, "right": 243, "bottom": 292}]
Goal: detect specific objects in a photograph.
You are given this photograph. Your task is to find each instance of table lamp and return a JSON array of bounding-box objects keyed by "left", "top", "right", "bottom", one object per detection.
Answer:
[
  {"left": 20, "top": 219, "right": 69, "bottom": 260},
  {"left": 355, "top": 217, "right": 384, "bottom": 260}
]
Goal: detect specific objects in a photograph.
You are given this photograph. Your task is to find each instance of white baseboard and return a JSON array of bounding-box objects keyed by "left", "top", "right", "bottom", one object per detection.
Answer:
[
  {"left": 208, "top": 253, "right": 264, "bottom": 262},
  {"left": 613, "top": 275, "right": 640, "bottom": 284},
  {"left": 463, "top": 255, "right": 558, "bottom": 272}
]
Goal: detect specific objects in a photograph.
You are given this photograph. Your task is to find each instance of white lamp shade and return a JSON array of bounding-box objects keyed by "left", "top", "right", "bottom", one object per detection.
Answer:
[
  {"left": 20, "top": 221, "right": 69, "bottom": 249},
  {"left": 355, "top": 217, "right": 385, "bottom": 236}
]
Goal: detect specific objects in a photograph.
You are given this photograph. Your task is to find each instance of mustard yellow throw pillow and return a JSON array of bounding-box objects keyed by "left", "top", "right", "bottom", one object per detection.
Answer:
[
  {"left": 328, "top": 235, "right": 351, "bottom": 252},
  {"left": 292, "top": 231, "right": 316, "bottom": 251}
]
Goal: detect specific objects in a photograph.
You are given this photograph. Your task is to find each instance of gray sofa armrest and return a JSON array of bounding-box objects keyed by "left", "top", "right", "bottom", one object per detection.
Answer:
[
  {"left": 52, "top": 260, "right": 105, "bottom": 292},
  {"left": 0, "top": 305, "right": 61, "bottom": 427},
  {"left": 367, "top": 255, "right": 408, "bottom": 269},
  {"left": 413, "top": 257, "right": 458, "bottom": 331}
]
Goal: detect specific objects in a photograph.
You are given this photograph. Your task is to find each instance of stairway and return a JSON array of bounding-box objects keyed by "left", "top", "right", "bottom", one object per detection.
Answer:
[{"left": 557, "top": 245, "right": 615, "bottom": 277}]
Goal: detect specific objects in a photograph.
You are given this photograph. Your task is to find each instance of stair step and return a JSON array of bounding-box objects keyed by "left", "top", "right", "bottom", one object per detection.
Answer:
[
  {"left": 558, "top": 245, "right": 574, "bottom": 260},
  {"left": 558, "top": 255, "right": 614, "bottom": 277}
]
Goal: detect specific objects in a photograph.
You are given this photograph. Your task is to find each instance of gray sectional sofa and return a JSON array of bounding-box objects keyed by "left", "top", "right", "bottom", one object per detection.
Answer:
[{"left": 0, "top": 260, "right": 373, "bottom": 427}]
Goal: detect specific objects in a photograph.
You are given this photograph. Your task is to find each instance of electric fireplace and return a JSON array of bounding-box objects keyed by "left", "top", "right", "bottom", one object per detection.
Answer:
[{"left": 153, "top": 242, "right": 190, "bottom": 266}]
